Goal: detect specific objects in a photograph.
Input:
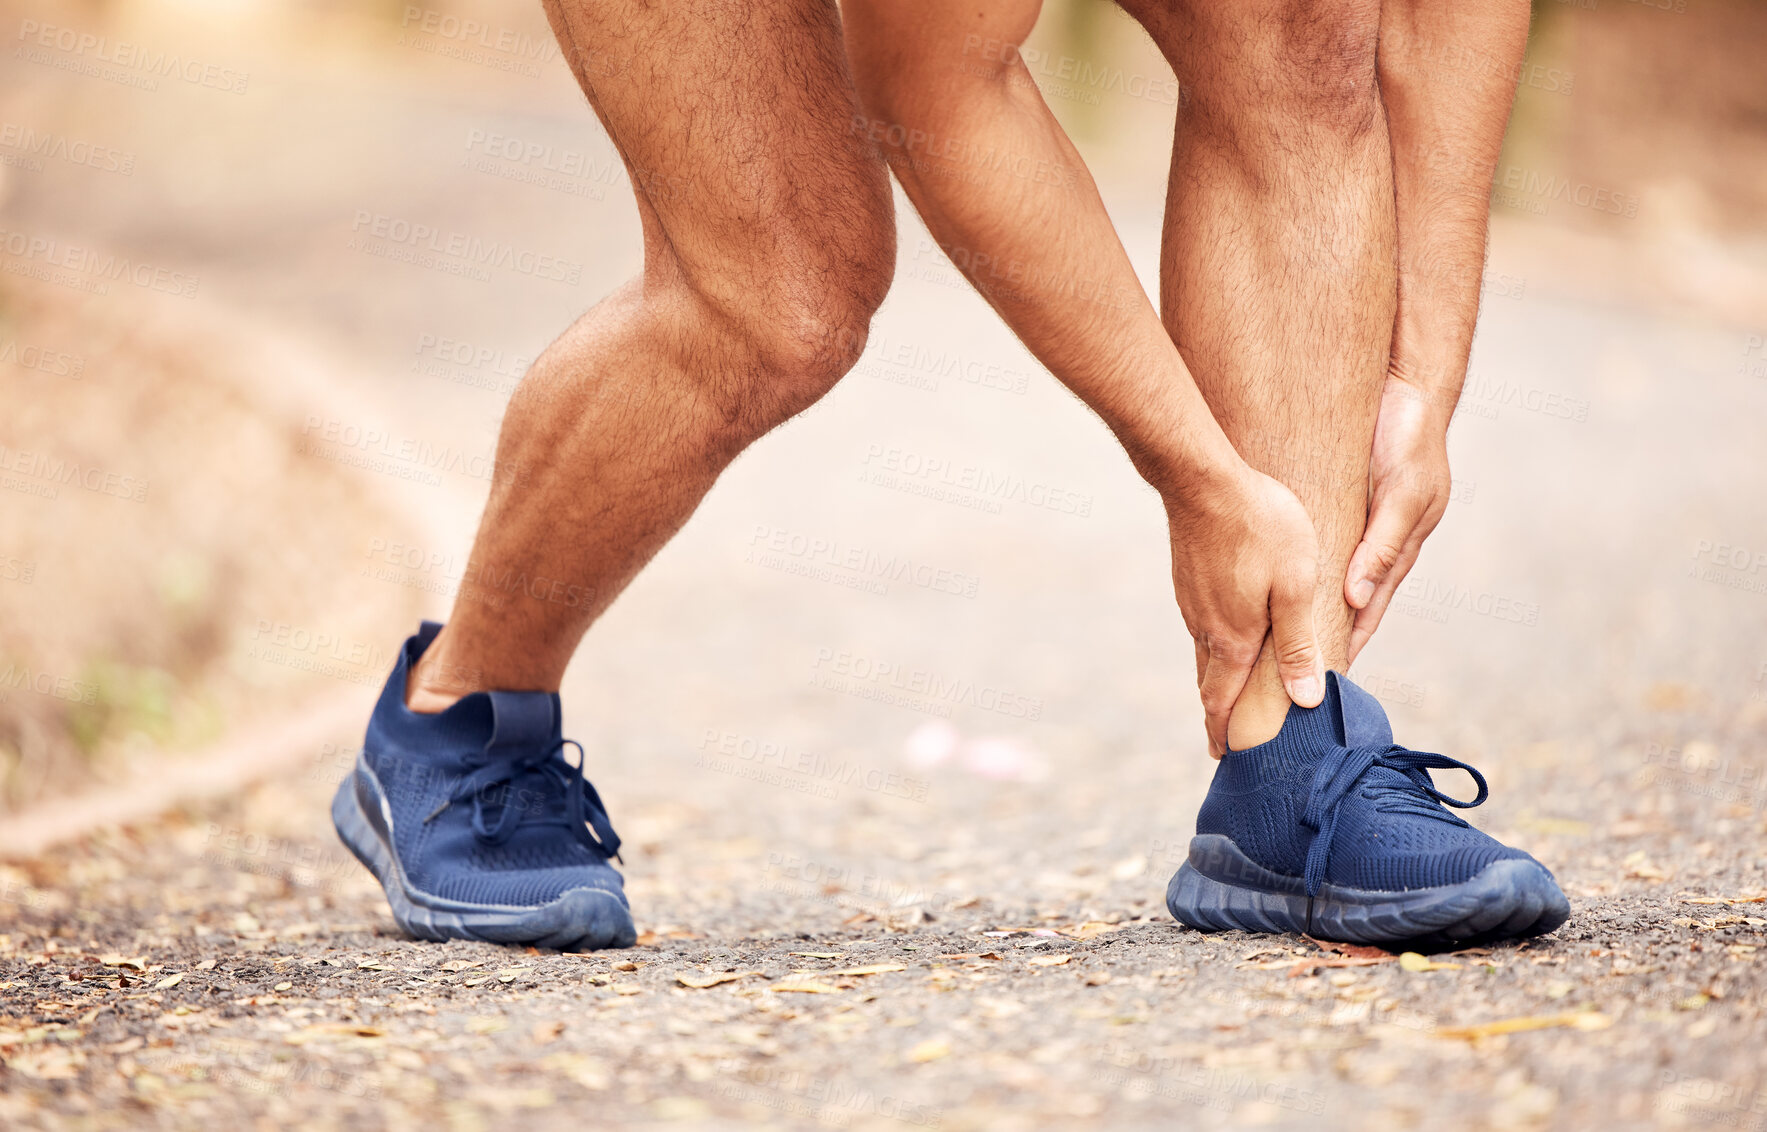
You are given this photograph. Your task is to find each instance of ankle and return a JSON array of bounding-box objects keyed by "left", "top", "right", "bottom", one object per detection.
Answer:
[
  {"left": 1225, "top": 679, "right": 1292, "bottom": 751},
  {"left": 404, "top": 638, "right": 471, "bottom": 714},
  {"left": 404, "top": 677, "right": 462, "bottom": 714}
]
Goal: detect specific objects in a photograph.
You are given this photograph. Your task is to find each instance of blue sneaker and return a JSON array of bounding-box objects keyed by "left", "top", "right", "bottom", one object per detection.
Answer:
[
  {"left": 1167, "top": 672, "right": 1568, "bottom": 946},
  {"left": 331, "top": 622, "right": 636, "bottom": 950}
]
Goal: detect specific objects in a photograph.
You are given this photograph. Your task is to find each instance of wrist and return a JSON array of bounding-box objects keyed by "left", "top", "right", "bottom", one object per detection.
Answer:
[
  {"left": 1385, "top": 352, "right": 1462, "bottom": 434},
  {"left": 1389, "top": 293, "right": 1475, "bottom": 423},
  {"left": 1141, "top": 432, "right": 1252, "bottom": 518}
]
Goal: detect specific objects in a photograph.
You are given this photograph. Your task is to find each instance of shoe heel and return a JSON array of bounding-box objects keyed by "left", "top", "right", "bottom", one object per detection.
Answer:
[
  {"left": 330, "top": 768, "right": 445, "bottom": 942},
  {"left": 331, "top": 771, "right": 392, "bottom": 886}
]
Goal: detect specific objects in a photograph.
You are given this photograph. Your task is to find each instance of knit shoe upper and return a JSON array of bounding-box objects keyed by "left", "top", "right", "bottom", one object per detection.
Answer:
[
  {"left": 1195, "top": 671, "right": 1540, "bottom": 896},
  {"left": 360, "top": 622, "right": 627, "bottom": 910}
]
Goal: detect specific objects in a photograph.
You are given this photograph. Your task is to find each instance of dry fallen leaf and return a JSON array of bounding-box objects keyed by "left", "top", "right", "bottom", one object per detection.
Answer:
[
  {"left": 612, "top": 961, "right": 639, "bottom": 972},
  {"left": 1436, "top": 1010, "right": 1612, "bottom": 1040},
  {"left": 0, "top": 1025, "right": 53, "bottom": 1046},
  {"left": 676, "top": 971, "right": 759, "bottom": 989},
  {"left": 907, "top": 1038, "right": 950, "bottom": 1063},
  {"left": 789, "top": 952, "right": 846, "bottom": 959},
  {"left": 631, "top": 926, "right": 703, "bottom": 946},
  {"left": 1646, "top": 682, "right": 1695, "bottom": 711},
  {"left": 1027, "top": 955, "right": 1072, "bottom": 968},
  {"left": 1287, "top": 956, "right": 1394, "bottom": 979},
  {"left": 1110, "top": 856, "right": 1148, "bottom": 881},
  {"left": 195, "top": 960, "right": 217, "bottom": 971},
  {"left": 773, "top": 979, "right": 843, "bottom": 994},
  {"left": 532, "top": 1021, "right": 566, "bottom": 1044},
  {"left": 285, "top": 1023, "right": 386, "bottom": 1045},
  {"left": 1400, "top": 952, "right": 1461, "bottom": 973},
  {"left": 3, "top": 1044, "right": 84, "bottom": 1079},
  {"left": 541, "top": 1052, "right": 610, "bottom": 1090},
  {"left": 99, "top": 955, "right": 146, "bottom": 971},
  {"left": 154, "top": 973, "right": 183, "bottom": 989},
  {"left": 832, "top": 964, "right": 908, "bottom": 977},
  {"left": 1305, "top": 936, "right": 1393, "bottom": 960},
  {"left": 437, "top": 959, "right": 483, "bottom": 972},
  {"left": 1623, "top": 851, "right": 1669, "bottom": 881},
  {"left": 273, "top": 982, "right": 293, "bottom": 992},
  {"left": 1240, "top": 947, "right": 1290, "bottom": 961}
]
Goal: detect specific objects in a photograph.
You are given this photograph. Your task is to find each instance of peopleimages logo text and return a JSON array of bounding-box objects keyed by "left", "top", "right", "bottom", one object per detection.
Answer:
[
  {"left": 349, "top": 211, "right": 583, "bottom": 284},
  {"left": 15, "top": 20, "right": 250, "bottom": 93},
  {"left": 0, "top": 228, "right": 198, "bottom": 297}
]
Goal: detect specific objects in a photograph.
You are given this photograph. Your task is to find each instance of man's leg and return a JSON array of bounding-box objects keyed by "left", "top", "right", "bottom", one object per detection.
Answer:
[
  {"left": 408, "top": 0, "right": 894, "bottom": 710},
  {"left": 1126, "top": 0, "right": 1396, "bottom": 749},
  {"left": 1133, "top": 1, "right": 1566, "bottom": 945},
  {"left": 330, "top": 0, "right": 891, "bottom": 952}
]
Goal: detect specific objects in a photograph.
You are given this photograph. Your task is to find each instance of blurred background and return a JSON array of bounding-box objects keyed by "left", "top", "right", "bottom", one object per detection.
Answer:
[{"left": 1, "top": 0, "right": 1767, "bottom": 1123}]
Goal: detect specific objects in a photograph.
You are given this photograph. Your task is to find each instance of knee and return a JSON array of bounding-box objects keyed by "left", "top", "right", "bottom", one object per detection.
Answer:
[
  {"left": 1215, "top": 0, "right": 1383, "bottom": 139},
  {"left": 684, "top": 207, "right": 895, "bottom": 437},
  {"left": 1275, "top": 0, "right": 1381, "bottom": 132},
  {"left": 741, "top": 254, "right": 893, "bottom": 416}
]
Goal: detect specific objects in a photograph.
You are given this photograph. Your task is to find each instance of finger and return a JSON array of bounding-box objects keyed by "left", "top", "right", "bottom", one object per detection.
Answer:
[
  {"left": 1345, "top": 491, "right": 1424, "bottom": 609},
  {"left": 1191, "top": 640, "right": 1219, "bottom": 757},
  {"left": 1270, "top": 568, "right": 1324, "bottom": 708},
  {"left": 1197, "top": 637, "right": 1258, "bottom": 758},
  {"left": 1347, "top": 535, "right": 1425, "bottom": 663}
]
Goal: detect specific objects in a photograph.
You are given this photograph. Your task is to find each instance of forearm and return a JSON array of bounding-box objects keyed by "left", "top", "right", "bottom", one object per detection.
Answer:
[
  {"left": 844, "top": 13, "right": 1240, "bottom": 498},
  {"left": 1378, "top": 0, "right": 1531, "bottom": 429}
]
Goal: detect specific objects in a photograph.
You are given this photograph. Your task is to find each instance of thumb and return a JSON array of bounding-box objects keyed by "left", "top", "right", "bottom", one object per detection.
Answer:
[
  {"left": 1345, "top": 493, "right": 1418, "bottom": 609},
  {"left": 1270, "top": 569, "right": 1324, "bottom": 708}
]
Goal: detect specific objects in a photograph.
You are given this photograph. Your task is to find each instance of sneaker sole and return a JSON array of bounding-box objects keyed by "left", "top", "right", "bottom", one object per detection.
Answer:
[
  {"left": 331, "top": 760, "right": 636, "bottom": 951},
  {"left": 1166, "top": 834, "right": 1570, "bottom": 948}
]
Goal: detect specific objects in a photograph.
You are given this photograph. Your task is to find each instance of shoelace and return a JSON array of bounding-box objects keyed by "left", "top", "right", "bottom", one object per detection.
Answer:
[
  {"left": 1299, "top": 743, "right": 1487, "bottom": 897},
  {"left": 423, "top": 739, "right": 622, "bottom": 861}
]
